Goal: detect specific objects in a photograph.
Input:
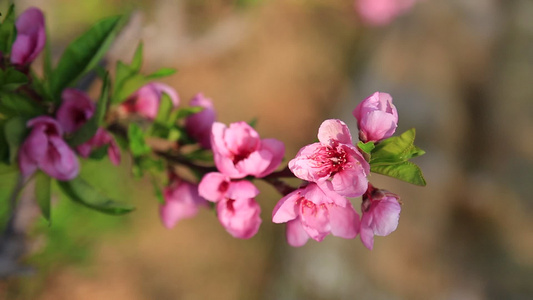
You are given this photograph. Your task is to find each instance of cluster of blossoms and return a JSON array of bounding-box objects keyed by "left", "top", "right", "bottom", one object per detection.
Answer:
[
  {"left": 354, "top": 0, "right": 418, "bottom": 26},
  {"left": 2, "top": 6, "right": 425, "bottom": 254}
]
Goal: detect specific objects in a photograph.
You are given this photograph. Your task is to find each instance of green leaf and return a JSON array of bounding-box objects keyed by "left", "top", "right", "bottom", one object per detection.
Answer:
[
  {"left": 43, "top": 27, "right": 53, "bottom": 81},
  {"left": 88, "top": 144, "right": 109, "bottom": 160},
  {"left": 128, "top": 123, "right": 151, "bottom": 157},
  {"left": 370, "top": 128, "right": 425, "bottom": 164},
  {"left": 68, "top": 73, "right": 110, "bottom": 146},
  {"left": 35, "top": 171, "right": 51, "bottom": 222},
  {"left": 371, "top": 161, "right": 427, "bottom": 186},
  {"left": 0, "top": 120, "right": 9, "bottom": 163},
  {"left": 113, "top": 72, "right": 147, "bottom": 104},
  {"left": 50, "top": 15, "right": 126, "bottom": 98},
  {"left": 154, "top": 93, "right": 174, "bottom": 125},
  {"left": 151, "top": 178, "right": 164, "bottom": 204},
  {"left": 357, "top": 141, "right": 375, "bottom": 155},
  {"left": 0, "top": 5, "right": 16, "bottom": 54},
  {"left": 175, "top": 106, "right": 203, "bottom": 120},
  {"left": 248, "top": 118, "right": 258, "bottom": 128},
  {"left": 4, "top": 116, "right": 28, "bottom": 164},
  {"left": 0, "top": 68, "right": 28, "bottom": 91},
  {"left": 57, "top": 177, "right": 135, "bottom": 215},
  {"left": 146, "top": 67, "right": 176, "bottom": 79},
  {"left": 131, "top": 42, "right": 144, "bottom": 72},
  {"left": 132, "top": 156, "right": 163, "bottom": 178},
  {"left": 0, "top": 91, "right": 45, "bottom": 117}
]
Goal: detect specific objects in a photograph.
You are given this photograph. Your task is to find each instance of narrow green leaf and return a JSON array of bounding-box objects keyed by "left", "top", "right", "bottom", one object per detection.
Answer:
[
  {"left": 248, "top": 118, "right": 258, "bottom": 128},
  {"left": 0, "top": 5, "right": 16, "bottom": 54},
  {"left": 0, "top": 92, "right": 45, "bottom": 117},
  {"left": 154, "top": 93, "right": 174, "bottom": 125},
  {"left": 371, "top": 161, "right": 427, "bottom": 186},
  {"left": 175, "top": 106, "right": 203, "bottom": 120},
  {"left": 357, "top": 141, "right": 375, "bottom": 155},
  {"left": 50, "top": 15, "right": 126, "bottom": 98},
  {"left": 128, "top": 123, "right": 151, "bottom": 157},
  {"left": 35, "top": 171, "right": 51, "bottom": 222},
  {"left": 131, "top": 42, "right": 144, "bottom": 72},
  {"left": 4, "top": 117, "right": 28, "bottom": 164},
  {"left": 146, "top": 68, "right": 176, "bottom": 79},
  {"left": 68, "top": 73, "right": 110, "bottom": 146},
  {"left": 0, "top": 119, "right": 9, "bottom": 163},
  {"left": 151, "top": 178, "right": 164, "bottom": 204},
  {"left": 370, "top": 128, "right": 423, "bottom": 164},
  {"left": 43, "top": 27, "right": 53, "bottom": 81},
  {"left": 57, "top": 177, "right": 135, "bottom": 215},
  {"left": 113, "top": 72, "right": 147, "bottom": 104},
  {"left": 88, "top": 144, "right": 109, "bottom": 160},
  {"left": 0, "top": 68, "right": 28, "bottom": 91}
]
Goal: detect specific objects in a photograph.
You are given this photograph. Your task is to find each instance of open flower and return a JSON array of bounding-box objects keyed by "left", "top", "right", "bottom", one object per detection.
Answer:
[
  {"left": 272, "top": 182, "right": 360, "bottom": 247},
  {"left": 120, "top": 83, "right": 179, "bottom": 119},
  {"left": 18, "top": 116, "right": 79, "bottom": 180},
  {"left": 359, "top": 184, "right": 401, "bottom": 250},
  {"left": 160, "top": 179, "right": 207, "bottom": 229},
  {"left": 76, "top": 128, "right": 121, "bottom": 165},
  {"left": 185, "top": 93, "right": 216, "bottom": 149},
  {"left": 211, "top": 121, "right": 285, "bottom": 179},
  {"left": 353, "top": 91, "right": 398, "bottom": 143},
  {"left": 289, "top": 119, "right": 369, "bottom": 197},
  {"left": 10, "top": 7, "right": 46, "bottom": 66},
  {"left": 199, "top": 172, "right": 262, "bottom": 239},
  {"left": 56, "top": 89, "right": 95, "bottom": 134}
]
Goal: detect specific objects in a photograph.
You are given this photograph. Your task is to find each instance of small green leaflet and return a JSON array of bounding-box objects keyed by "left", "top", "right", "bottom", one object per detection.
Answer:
[
  {"left": 35, "top": 171, "right": 51, "bottom": 222},
  {"left": 50, "top": 15, "right": 126, "bottom": 99},
  {"left": 369, "top": 128, "right": 427, "bottom": 186},
  {"left": 57, "top": 177, "right": 134, "bottom": 215},
  {"left": 128, "top": 123, "right": 151, "bottom": 157},
  {"left": 357, "top": 141, "right": 375, "bottom": 155},
  {"left": 4, "top": 117, "right": 28, "bottom": 164},
  {"left": 0, "top": 5, "right": 16, "bottom": 54}
]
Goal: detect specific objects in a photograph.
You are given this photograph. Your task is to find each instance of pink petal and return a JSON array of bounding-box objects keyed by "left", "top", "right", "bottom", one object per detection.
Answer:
[
  {"left": 213, "top": 152, "right": 243, "bottom": 178},
  {"left": 299, "top": 200, "right": 330, "bottom": 242},
  {"left": 160, "top": 181, "right": 205, "bottom": 229},
  {"left": 57, "top": 89, "right": 95, "bottom": 134},
  {"left": 226, "top": 180, "right": 260, "bottom": 200},
  {"left": 217, "top": 197, "right": 261, "bottom": 239},
  {"left": 370, "top": 197, "right": 401, "bottom": 236},
  {"left": 317, "top": 119, "right": 353, "bottom": 146},
  {"left": 10, "top": 7, "right": 45, "bottom": 65},
  {"left": 359, "top": 220, "right": 375, "bottom": 250},
  {"left": 331, "top": 166, "right": 369, "bottom": 198},
  {"left": 198, "top": 172, "right": 229, "bottom": 202},
  {"left": 256, "top": 138, "right": 285, "bottom": 178},
  {"left": 185, "top": 93, "right": 216, "bottom": 149},
  {"left": 272, "top": 190, "right": 300, "bottom": 223},
  {"left": 236, "top": 148, "right": 272, "bottom": 178},
  {"left": 328, "top": 202, "right": 360, "bottom": 239},
  {"left": 360, "top": 110, "right": 397, "bottom": 142},
  {"left": 211, "top": 122, "right": 233, "bottom": 157},
  {"left": 224, "top": 122, "right": 260, "bottom": 156},
  {"left": 302, "top": 182, "right": 347, "bottom": 207},
  {"left": 288, "top": 143, "right": 327, "bottom": 182},
  {"left": 286, "top": 219, "right": 310, "bottom": 247},
  {"left": 39, "top": 136, "right": 79, "bottom": 181},
  {"left": 152, "top": 83, "right": 180, "bottom": 107}
]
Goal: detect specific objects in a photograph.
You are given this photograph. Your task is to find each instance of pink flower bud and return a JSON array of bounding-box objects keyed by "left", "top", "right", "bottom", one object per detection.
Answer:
[
  {"left": 359, "top": 184, "right": 401, "bottom": 250},
  {"left": 211, "top": 121, "right": 285, "bottom": 179},
  {"left": 353, "top": 92, "right": 398, "bottom": 143},
  {"left": 56, "top": 89, "right": 95, "bottom": 134},
  {"left": 199, "top": 172, "right": 262, "bottom": 239},
  {"left": 289, "top": 119, "right": 369, "bottom": 197},
  {"left": 272, "top": 182, "right": 360, "bottom": 247},
  {"left": 76, "top": 128, "right": 121, "bottom": 165},
  {"left": 18, "top": 116, "right": 79, "bottom": 181},
  {"left": 355, "top": 0, "right": 416, "bottom": 27},
  {"left": 185, "top": 93, "right": 216, "bottom": 149},
  {"left": 121, "top": 83, "right": 179, "bottom": 119},
  {"left": 160, "top": 179, "right": 207, "bottom": 229},
  {"left": 10, "top": 7, "right": 46, "bottom": 66}
]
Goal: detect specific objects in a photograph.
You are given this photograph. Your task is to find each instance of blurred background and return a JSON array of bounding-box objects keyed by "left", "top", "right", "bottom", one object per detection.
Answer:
[{"left": 1, "top": 0, "right": 533, "bottom": 299}]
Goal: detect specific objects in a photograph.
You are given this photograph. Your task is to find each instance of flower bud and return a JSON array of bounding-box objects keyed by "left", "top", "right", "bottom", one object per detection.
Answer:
[
  {"left": 10, "top": 7, "right": 46, "bottom": 66},
  {"left": 353, "top": 92, "right": 398, "bottom": 143},
  {"left": 185, "top": 93, "right": 216, "bottom": 149},
  {"left": 56, "top": 89, "right": 95, "bottom": 134},
  {"left": 18, "top": 116, "right": 79, "bottom": 180},
  {"left": 160, "top": 179, "right": 207, "bottom": 229},
  {"left": 120, "top": 83, "right": 179, "bottom": 119}
]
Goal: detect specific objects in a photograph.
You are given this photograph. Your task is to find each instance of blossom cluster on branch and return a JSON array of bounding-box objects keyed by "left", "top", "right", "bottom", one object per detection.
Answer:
[{"left": 0, "top": 5, "right": 425, "bottom": 253}]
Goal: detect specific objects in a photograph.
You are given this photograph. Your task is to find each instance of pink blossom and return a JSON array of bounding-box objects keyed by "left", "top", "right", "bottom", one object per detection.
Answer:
[
  {"left": 199, "top": 172, "right": 262, "bottom": 239},
  {"left": 185, "top": 93, "right": 216, "bottom": 149},
  {"left": 76, "top": 128, "right": 121, "bottom": 165},
  {"left": 355, "top": 0, "right": 416, "bottom": 27},
  {"left": 10, "top": 7, "right": 46, "bottom": 66},
  {"left": 56, "top": 89, "right": 95, "bottom": 134},
  {"left": 160, "top": 179, "right": 207, "bottom": 229},
  {"left": 353, "top": 92, "right": 398, "bottom": 143},
  {"left": 211, "top": 121, "right": 285, "bottom": 179},
  {"left": 18, "top": 116, "right": 79, "bottom": 180},
  {"left": 288, "top": 119, "right": 369, "bottom": 197},
  {"left": 121, "top": 83, "right": 179, "bottom": 119},
  {"left": 359, "top": 184, "right": 401, "bottom": 250},
  {"left": 272, "top": 182, "right": 360, "bottom": 247}
]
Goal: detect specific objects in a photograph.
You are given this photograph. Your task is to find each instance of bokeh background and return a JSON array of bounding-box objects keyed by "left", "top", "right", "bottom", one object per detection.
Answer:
[{"left": 1, "top": 0, "right": 533, "bottom": 299}]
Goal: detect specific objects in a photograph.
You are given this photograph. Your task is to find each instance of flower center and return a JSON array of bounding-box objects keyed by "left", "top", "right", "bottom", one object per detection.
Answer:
[{"left": 312, "top": 145, "right": 348, "bottom": 175}]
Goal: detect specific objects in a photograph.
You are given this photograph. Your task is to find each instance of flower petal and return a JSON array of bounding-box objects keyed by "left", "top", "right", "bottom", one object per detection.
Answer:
[
  {"left": 317, "top": 119, "right": 353, "bottom": 146},
  {"left": 286, "top": 219, "right": 310, "bottom": 247}
]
